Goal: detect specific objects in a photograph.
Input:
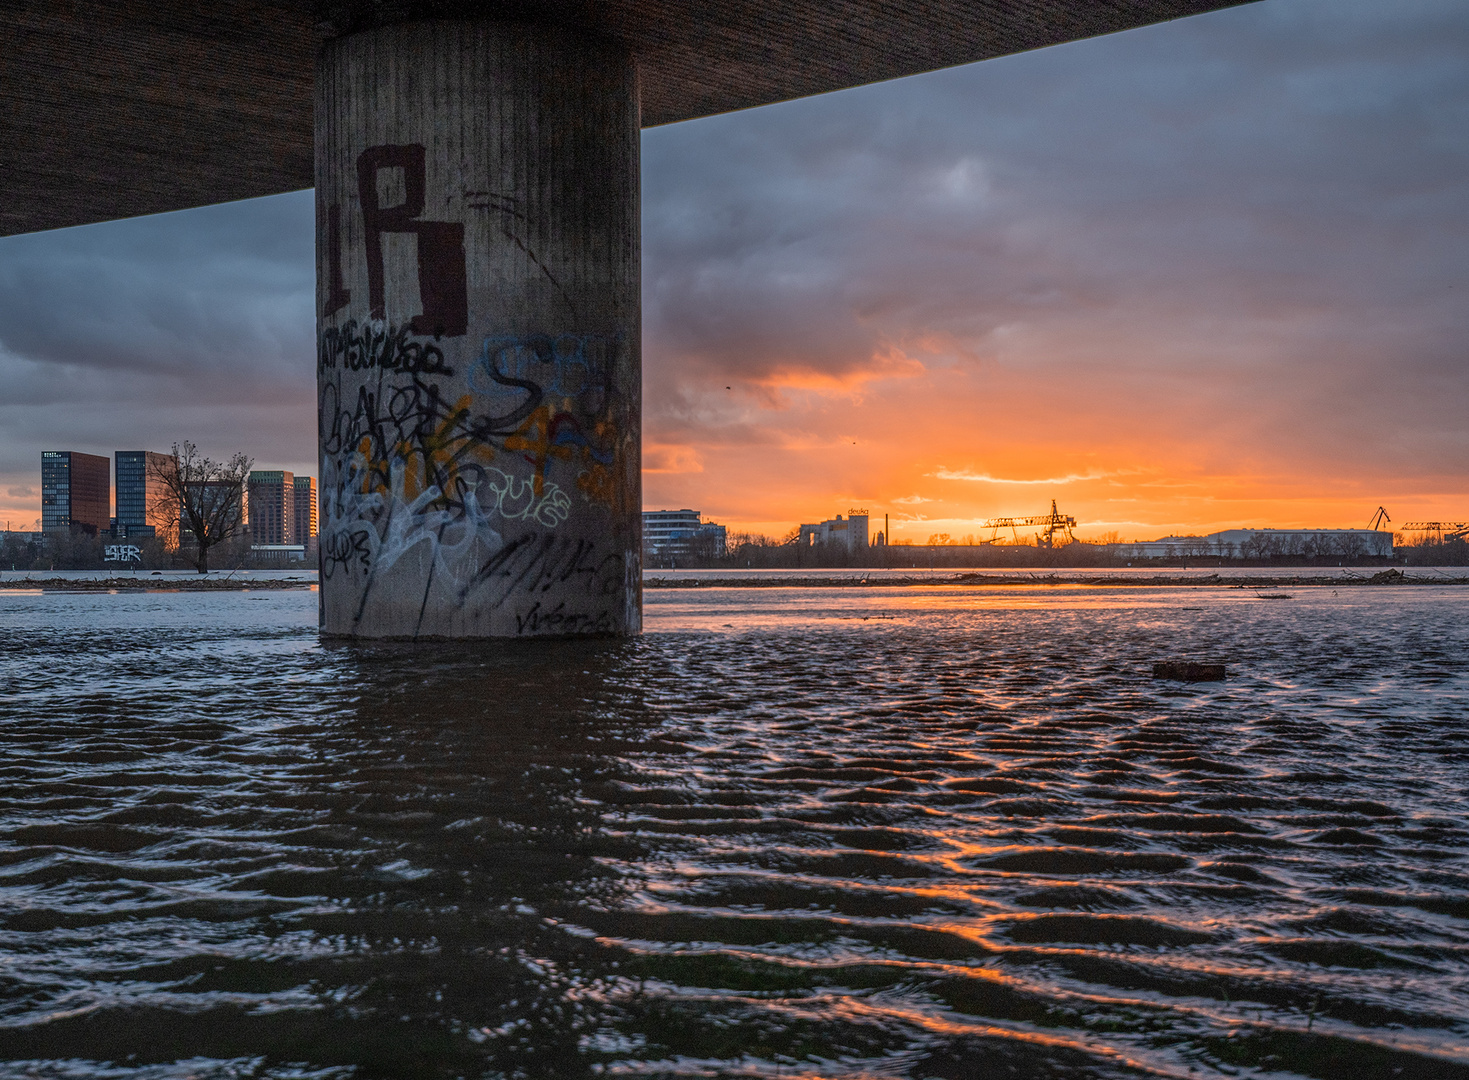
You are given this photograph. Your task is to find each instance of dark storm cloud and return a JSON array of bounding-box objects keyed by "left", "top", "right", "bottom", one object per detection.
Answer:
[
  {"left": 0, "top": 192, "right": 316, "bottom": 483},
  {"left": 640, "top": 0, "right": 1469, "bottom": 413},
  {"left": 0, "top": 193, "right": 313, "bottom": 391}
]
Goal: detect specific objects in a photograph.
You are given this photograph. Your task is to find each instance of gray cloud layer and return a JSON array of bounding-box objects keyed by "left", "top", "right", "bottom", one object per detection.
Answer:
[
  {"left": 0, "top": 194, "right": 316, "bottom": 498},
  {"left": 641, "top": 0, "right": 1468, "bottom": 428}
]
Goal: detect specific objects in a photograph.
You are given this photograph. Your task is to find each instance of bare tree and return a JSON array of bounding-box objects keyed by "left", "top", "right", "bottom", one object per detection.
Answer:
[{"left": 149, "top": 442, "right": 252, "bottom": 573}]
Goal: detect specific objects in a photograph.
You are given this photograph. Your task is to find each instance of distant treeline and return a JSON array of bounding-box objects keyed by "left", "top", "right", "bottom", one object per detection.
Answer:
[
  {"left": 9, "top": 528, "right": 1462, "bottom": 573},
  {"left": 1395, "top": 535, "right": 1469, "bottom": 566},
  {"left": 652, "top": 533, "right": 1466, "bottom": 570},
  {"left": 0, "top": 532, "right": 298, "bottom": 573}
]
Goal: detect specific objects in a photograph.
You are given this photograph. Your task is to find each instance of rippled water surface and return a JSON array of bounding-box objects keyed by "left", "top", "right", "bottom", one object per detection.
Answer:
[{"left": 1, "top": 584, "right": 1466, "bottom": 1079}]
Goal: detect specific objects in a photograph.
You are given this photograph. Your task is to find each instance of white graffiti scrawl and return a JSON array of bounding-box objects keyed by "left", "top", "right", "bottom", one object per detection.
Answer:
[
  {"left": 481, "top": 467, "right": 570, "bottom": 527},
  {"left": 320, "top": 450, "right": 572, "bottom": 591}
]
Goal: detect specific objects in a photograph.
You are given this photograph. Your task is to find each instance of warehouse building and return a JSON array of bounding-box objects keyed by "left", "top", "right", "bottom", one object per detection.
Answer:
[{"left": 1118, "top": 528, "right": 1392, "bottom": 560}]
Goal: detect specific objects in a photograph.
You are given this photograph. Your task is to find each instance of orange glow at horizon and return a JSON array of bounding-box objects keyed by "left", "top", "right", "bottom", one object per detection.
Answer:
[{"left": 642, "top": 343, "right": 1468, "bottom": 544}]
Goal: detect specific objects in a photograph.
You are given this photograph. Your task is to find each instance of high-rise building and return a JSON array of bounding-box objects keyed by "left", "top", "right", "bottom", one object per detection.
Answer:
[
  {"left": 247, "top": 471, "right": 295, "bottom": 545},
  {"left": 293, "top": 475, "right": 318, "bottom": 547},
  {"left": 40, "top": 451, "right": 110, "bottom": 535},
  {"left": 114, "top": 450, "right": 177, "bottom": 542}
]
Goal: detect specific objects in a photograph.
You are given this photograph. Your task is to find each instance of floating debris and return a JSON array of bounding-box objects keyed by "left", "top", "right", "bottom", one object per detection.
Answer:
[{"left": 1153, "top": 661, "right": 1226, "bottom": 682}]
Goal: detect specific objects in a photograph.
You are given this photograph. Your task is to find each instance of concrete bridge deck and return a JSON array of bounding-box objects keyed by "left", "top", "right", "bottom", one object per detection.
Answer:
[{"left": 3, "top": 1, "right": 1249, "bottom": 237}]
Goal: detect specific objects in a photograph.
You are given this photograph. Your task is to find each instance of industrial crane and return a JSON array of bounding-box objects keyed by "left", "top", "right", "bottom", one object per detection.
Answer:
[
  {"left": 1402, "top": 521, "right": 1469, "bottom": 542},
  {"left": 980, "top": 500, "right": 1077, "bottom": 547},
  {"left": 1367, "top": 506, "right": 1390, "bottom": 531}
]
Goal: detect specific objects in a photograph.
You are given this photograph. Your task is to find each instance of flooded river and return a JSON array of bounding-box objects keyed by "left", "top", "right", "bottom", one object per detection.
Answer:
[{"left": 0, "top": 583, "right": 1465, "bottom": 1078}]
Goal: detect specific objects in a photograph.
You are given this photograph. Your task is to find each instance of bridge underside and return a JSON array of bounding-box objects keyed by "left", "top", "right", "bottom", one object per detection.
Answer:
[{"left": 3, "top": 0, "right": 1251, "bottom": 238}]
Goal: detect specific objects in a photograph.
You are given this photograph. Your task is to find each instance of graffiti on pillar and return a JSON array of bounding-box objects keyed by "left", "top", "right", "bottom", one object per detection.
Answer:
[
  {"left": 320, "top": 335, "right": 620, "bottom": 534},
  {"left": 514, "top": 602, "right": 615, "bottom": 635},
  {"left": 469, "top": 333, "right": 621, "bottom": 507},
  {"left": 480, "top": 467, "right": 572, "bottom": 527},
  {"left": 323, "top": 203, "right": 351, "bottom": 318},
  {"left": 469, "top": 333, "right": 614, "bottom": 411},
  {"left": 318, "top": 142, "right": 630, "bottom": 628},
  {"left": 316, "top": 339, "right": 617, "bottom": 602},
  {"left": 318, "top": 319, "right": 453, "bottom": 375},
  {"left": 503, "top": 405, "right": 618, "bottom": 508},
  {"left": 319, "top": 373, "right": 515, "bottom": 590},
  {"left": 357, "top": 144, "right": 468, "bottom": 338},
  {"left": 452, "top": 529, "right": 625, "bottom": 633},
  {"left": 319, "top": 334, "right": 627, "bottom": 614}
]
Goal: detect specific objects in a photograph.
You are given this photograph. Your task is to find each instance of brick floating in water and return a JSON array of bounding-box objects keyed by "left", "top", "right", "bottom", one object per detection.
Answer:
[{"left": 1153, "top": 662, "right": 1226, "bottom": 682}]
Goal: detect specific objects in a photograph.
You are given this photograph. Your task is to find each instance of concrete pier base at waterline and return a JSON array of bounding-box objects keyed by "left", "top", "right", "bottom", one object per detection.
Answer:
[{"left": 315, "top": 21, "right": 641, "bottom": 638}]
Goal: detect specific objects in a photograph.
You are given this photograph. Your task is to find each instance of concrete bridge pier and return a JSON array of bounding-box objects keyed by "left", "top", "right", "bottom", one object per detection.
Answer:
[{"left": 315, "top": 20, "right": 641, "bottom": 638}]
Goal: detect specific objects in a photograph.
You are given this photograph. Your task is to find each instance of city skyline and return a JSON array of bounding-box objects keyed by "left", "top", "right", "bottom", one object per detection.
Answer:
[
  {"left": 0, "top": 0, "right": 1464, "bottom": 542},
  {"left": 10, "top": 448, "right": 319, "bottom": 540},
  {"left": 7, "top": 451, "right": 315, "bottom": 531}
]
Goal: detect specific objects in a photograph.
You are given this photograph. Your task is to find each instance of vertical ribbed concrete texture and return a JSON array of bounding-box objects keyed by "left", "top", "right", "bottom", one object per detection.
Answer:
[{"left": 316, "top": 21, "right": 641, "bottom": 638}]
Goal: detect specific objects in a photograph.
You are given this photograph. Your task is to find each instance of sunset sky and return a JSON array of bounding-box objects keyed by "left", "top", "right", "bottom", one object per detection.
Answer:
[{"left": 0, "top": 0, "right": 1464, "bottom": 542}]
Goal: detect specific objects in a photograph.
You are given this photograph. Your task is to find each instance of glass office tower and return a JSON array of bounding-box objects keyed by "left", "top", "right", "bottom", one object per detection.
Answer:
[
  {"left": 247, "top": 471, "right": 296, "bottom": 545},
  {"left": 293, "top": 475, "right": 317, "bottom": 548},
  {"left": 40, "top": 451, "right": 110, "bottom": 535},
  {"left": 114, "top": 450, "right": 176, "bottom": 541}
]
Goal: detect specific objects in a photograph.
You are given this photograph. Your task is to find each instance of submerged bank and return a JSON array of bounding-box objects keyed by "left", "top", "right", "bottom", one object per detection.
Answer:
[
  {"left": 647, "top": 568, "right": 1469, "bottom": 589},
  {"left": 0, "top": 575, "right": 316, "bottom": 591},
  {"left": 6, "top": 568, "right": 1468, "bottom": 591}
]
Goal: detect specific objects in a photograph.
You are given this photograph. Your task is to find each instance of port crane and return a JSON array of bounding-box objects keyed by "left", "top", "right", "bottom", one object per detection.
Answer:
[
  {"left": 980, "top": 500, "right": 1077, "bottom": 547},
  {"left": 1367, "top": 506, "right": 1390, "bottom": 531},
  {"left": 1402, "top": 521, "right": 1469, "bottom": 542}
]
